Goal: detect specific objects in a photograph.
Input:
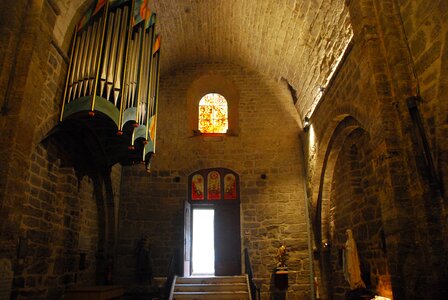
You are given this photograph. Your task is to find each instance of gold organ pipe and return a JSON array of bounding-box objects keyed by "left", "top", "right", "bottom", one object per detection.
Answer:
[
  {"left": 60, "top": 28, "right": 78, "bottom": 121},
  {"left": 90, "top": 18, "right": 102, "bottom": 94},
  {"left": 129, "top": 29, "right": 137, "bottom": 107},
  {"left": 100, "top": 11, "right": 115, "bottom": 99},
  {"left": 89, "top": 19, "right": 100, "bottom": 94},
  {"left": 152, "top": 48, "right": 161, "bottom": 154},
  {"left": 132, "top": 36, "right": 138, "bottom": 107},
  {"left": 147, "top": 23, "right": 156, "bottom": 117},
  {"left": 90, "top": 0, "right": 110, "bottom": 112},
  {"left": 132, "top": 29, "right": 141, "bottom": 109},
  {"left": 107, "top": 8, "right": 121, "bottom": 103},
  {"left": 135, "top": 26, "right": 145, "bottom": 125},
  {"left": 79, "top": 24, "right": 93, "bottom": 97},
  {"left": 114, "top": 6, "right": 129, "bottom": 107},
  {"left": 84, "top": 20, "right": 98, "bottom": 95},
  {"left": 124, "top": 39, "right": 134, "bottom": 110},
  {"left": 117, "top": 0, "right": 135, "bottom": 132},
  {"left": 126, "top": 36, "right": 133, "bottom": 109},
  {"left": 73, "top": 29, "right": 86, "bottom": 99},
  {"left": 140, "top": 31, "right": 148, "bottom": 124},
  {"left": 144, "top": 27, "right": 154, "bottom": 108},
  {"left": 141, "top": 31, "right": 149, "bottom": 124},
  {"left": 67, "top": 32, "right": 81, "bottom": 102},
  {"left": 131, "top": 26, "right": 144, "bottom": 145},
  {"left": 144, "top": 24, "right": 155, "bottom": 137}
]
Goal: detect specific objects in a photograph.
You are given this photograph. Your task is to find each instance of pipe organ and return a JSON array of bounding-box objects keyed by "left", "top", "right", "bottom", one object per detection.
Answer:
[{"left": 58, "top": 0, "right": 160, "bottom": 171}]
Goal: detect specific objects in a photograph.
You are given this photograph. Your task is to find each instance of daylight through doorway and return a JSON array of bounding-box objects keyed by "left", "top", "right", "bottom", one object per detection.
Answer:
[{"left": 192, "top": 208, "right": 215, "bottom": 275}]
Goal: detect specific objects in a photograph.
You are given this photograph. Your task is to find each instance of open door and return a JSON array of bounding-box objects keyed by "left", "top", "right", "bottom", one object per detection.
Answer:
[
  {"left": 214, "top": 203, "right": 241, "bottom": 275},
  {"left": 187, "top": 168, "right": 241, "bottom": 276},
  {"left": 183, "top": 199, "right": 192, "bottom": 276}
]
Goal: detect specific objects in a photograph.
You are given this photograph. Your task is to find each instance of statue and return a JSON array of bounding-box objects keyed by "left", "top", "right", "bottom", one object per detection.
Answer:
[
  {"left": 343, "top": 229, "right": 366, "bottom": 290},
  {"left": 135, "top": 237, "right": 153, "bottom": 283},
  {"left": 276, "top": 244, "right": 288, "bottom": 268}
]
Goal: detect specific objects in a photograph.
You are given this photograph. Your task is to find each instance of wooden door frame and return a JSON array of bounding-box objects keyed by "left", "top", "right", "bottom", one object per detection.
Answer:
[{"left": 185, "top": 168, "right": 241, "bottom": 276}]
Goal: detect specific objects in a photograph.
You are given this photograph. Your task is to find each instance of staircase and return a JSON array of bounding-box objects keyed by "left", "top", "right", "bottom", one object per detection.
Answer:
[{"left": 170, "top": 275, "right": 251, "bottom": 300}]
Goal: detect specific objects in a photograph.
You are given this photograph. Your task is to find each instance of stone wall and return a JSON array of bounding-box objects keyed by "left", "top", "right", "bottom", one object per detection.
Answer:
[
  {"left": 12, "top": 142, "right": 99, "bottom": 299},
  {"left": 398, "top": 0, "right": 448, "bottom": 251},
  {"left": 0, "top": 1, "right": 123, "bottom": 298},
  {"left": 117, "top": 166, "right": 184, "bottom": 284},
  {"left": 9, "top": 138, "right": 122, "bottom": 299},
  {"left": 117, "top": 63, "right": 311, "bottom": 299},
  {"left": 306, "top": 0, "right": 448, "bottom": 299},
  {"left": 398, "top": 1, "right": 448, "bottom": 190}
]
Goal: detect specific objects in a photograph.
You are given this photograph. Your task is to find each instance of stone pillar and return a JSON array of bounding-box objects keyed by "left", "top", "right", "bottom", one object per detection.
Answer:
[{"left": 346, "top": 0, "right": 448, "bottom": 298}]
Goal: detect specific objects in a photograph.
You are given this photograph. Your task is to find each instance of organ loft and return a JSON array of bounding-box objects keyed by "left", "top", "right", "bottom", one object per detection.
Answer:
[{"left": 0, "top": 0, "right": 447, "bottom": 299}]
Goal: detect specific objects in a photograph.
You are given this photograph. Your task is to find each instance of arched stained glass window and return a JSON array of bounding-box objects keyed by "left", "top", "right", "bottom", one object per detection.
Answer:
[
  {"left": 207, "top": 171, "right": 221, "bottom": 200},
  {"left": 191, "top": 174, "right": 204, "bottom": 200},
  {"left": 198, "top": 93, "right": 228, "bottom": 133},
  {"left": 224, "top": 174, "right": 237, "bottom": 200},
  {"left": 189, "top": 168, "right": 239, "bottom": 202}
]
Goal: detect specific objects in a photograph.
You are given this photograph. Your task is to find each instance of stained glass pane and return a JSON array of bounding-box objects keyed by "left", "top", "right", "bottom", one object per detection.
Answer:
[
  {"left": 207, "top": 171, "right": 221, "bottom": 200},
  {"left": 198, "top": 93, "right": 228, "bottom": 133},
  {"left": 224, "top": 174, "right": 237, "bottom": 200},
  {"left": 192, "top": 174, "right": 204, "bottom": 200}
]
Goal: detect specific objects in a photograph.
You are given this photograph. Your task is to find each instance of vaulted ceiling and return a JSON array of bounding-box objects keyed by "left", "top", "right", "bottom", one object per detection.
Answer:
[{"left": 53, "top": 0, "right": 352, "bottom": 119}]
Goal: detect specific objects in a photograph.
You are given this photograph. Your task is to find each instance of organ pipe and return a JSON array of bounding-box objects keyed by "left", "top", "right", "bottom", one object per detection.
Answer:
[
  {"left": 117, "top": 1, "right": 135, "bottom": 132},
  {"left": 60, "top": 28, "right": 77, "bottom": 121},
  {"left": 90, "top": 0, "right": 110, "bottom": 112},
  {"left": 60, "top": 0, "right": 161, "bottom": 165}
]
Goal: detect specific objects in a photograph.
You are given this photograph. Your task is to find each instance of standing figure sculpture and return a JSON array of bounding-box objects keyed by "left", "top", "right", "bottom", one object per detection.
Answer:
[
  {"left": 135, "top": 237, "right": 153, "bottom": 284},
  {"left": 276, "top": 244, "right": 288, "bottom": 268},
  {"left": 343, "top": 229, "right": 366, "bottom": 290}
]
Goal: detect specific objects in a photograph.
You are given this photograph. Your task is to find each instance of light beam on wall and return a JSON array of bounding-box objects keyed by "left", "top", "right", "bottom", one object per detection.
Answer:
[{"left": 306, "top": 34, "right": 353, "bottom": 121}]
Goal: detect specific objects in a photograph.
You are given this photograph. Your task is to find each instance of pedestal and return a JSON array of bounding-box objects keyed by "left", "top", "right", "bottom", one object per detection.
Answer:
[{"left": 274, "top": 267, "right": 289, "bottom": 290}]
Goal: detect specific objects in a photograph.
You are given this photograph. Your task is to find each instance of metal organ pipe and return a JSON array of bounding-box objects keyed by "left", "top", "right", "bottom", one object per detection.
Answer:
[
  {"left": 60, "top": 1, "right": 161, "bottom": 163},
  {"left": 89, "top": 19, "right": 101, "bottom": 95},
  {"left": 114, "top": 6, "right": 129, "bottom": 106},
  {"left": 80, "top": 24, "right": 93, "bottom": 97},
  {"left": 67, "top": 33, "right": 81, "bottom": 102},
  {"left": 101, "top": 11, "right": 115, "bottom": 99},
  {"left": 73, "top": 29, "right": 86, "bottom": 99},
  {"left": 107, "top": 8, "right": 121, "bottom": 103}
]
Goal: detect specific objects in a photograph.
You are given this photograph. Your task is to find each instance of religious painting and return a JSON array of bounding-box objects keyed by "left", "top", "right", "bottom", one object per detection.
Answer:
[
  {"left": 191, "top": 174, "right": 204, "bottom": 200},
  {"left": 207, "top": 171, "right": 221, "bottom": 200},
  {"left": 224, "top": 173, "right": 237, "bottom": 200}
]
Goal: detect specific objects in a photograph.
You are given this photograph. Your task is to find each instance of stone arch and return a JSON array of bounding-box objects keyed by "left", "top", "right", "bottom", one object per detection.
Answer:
[
  {"left": 313, "top": 115, "right": 391, "bottom": 299},
  {"left": 316, "top": 116, "right": 363, "bottom": 246},
  {"left": 53, "top": 0, "right": 96, "bottom": 51},
  {"left": 310, "top": 115, "right": 365, "bottom": 300},
  {"left": 309, "top": 101, "right": 375, "bottom": 223}
]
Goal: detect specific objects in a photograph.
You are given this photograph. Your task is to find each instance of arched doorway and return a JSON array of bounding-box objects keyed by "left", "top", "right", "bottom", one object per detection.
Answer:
[
  {"left": 315, "top": 117, "right": 392, "bottom": 299},
  {"left": 183, "top": 168, "right": 241, "bottom": 276}
]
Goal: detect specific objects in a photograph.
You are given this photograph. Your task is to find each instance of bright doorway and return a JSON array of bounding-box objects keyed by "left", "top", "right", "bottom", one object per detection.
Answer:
[{"left": 192, "top": 208, "right": 215, "bottom": 275}]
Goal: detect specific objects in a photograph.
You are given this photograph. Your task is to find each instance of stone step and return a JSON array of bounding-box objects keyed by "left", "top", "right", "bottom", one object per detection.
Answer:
[
  {"left": 174, "top": 283, "right": 248, "bottom": 292},
  {"left": 172, "top": 291, "right": 250, "bottom": 300},
  {"left": 176, "top": 276, "right": 247, "bottom": 285}
]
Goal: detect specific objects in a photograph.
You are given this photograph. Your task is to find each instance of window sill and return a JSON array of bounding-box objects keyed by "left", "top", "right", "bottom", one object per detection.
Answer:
[{"left": 191, "top": 130, "right": 238, "bottom": 140}]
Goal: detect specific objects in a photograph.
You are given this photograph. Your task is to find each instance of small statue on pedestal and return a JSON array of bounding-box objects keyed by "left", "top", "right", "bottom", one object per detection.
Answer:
[{"left": 276, "top": 244, "right": 288, "bottom": 268}]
